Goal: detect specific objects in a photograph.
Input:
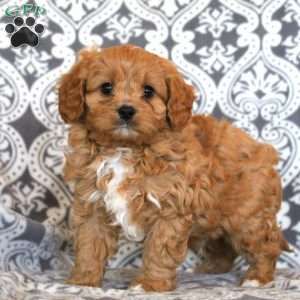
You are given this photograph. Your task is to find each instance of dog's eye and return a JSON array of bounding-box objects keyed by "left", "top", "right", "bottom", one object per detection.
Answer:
[
  {"left": 143, "top": 85, "right": 155, "bottom": 99},
  {"left": 100, "top": 82, "right": 113, "bottom": 95}
]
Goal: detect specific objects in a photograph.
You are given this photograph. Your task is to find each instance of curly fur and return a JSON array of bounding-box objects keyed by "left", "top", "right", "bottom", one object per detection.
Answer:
[{"left": 59, "top": 45, "right": 289, "bottom": 292}]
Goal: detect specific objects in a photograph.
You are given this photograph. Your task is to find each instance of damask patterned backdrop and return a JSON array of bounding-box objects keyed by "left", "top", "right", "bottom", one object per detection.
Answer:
[{"left": 0, "top": 0, "right": 300, "bottom": 298}]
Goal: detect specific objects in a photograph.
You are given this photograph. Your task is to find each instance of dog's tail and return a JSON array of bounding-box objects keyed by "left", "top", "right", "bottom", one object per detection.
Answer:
[{"left": 280, "top": 235, "right": 293, "bottom": 252}]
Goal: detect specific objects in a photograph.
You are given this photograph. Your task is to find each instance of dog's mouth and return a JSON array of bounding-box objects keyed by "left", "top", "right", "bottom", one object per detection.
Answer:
[{"left": 113, "top": 122, "right": 138, "bottom": 138}]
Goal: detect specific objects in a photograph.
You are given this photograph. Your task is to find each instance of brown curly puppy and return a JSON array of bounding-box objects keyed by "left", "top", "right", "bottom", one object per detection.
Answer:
[{"left": 59, "top": 45, "right": 289, "bottom": 292}]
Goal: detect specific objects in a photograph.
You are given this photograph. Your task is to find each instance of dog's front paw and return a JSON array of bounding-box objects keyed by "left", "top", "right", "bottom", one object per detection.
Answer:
[
  {"left": 65, "top": 273, "right": 102, "bottom": 287},
  {"left": 129, "top": 284, "right": 145, "bottom": 292},
  {"left": 130, "top": 275, "right": 176, "bottom": 292},
  {"left": 240, "top": 279, "right": 263, "bottom": 288}
]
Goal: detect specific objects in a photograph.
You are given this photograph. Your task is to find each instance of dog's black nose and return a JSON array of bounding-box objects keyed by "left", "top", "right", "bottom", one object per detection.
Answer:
[{"left": 118, "top": 105, "right": 136, "bottom": 122}]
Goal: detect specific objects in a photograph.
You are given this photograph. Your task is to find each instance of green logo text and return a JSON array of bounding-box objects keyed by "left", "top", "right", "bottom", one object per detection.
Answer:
[{"left": 5, "top": 4, "right": 46, "bottom": 17}]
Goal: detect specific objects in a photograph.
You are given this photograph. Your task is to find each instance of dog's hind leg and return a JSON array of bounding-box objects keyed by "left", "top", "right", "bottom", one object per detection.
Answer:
[
  {"left": 189, "top": 235, "right": 237, "bottom": 274},
  {"left": 231, "top": 215, "right": 284, "bottom": 286},
  {"left": 231, "top": 169, "right": 287, "bottom": 286}
]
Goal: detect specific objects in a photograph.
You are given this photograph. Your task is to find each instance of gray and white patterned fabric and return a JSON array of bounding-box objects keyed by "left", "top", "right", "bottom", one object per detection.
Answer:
[
  {"left": 1, "top": 268, "right": 300, "bottom": 300},
  {"left": 0, "top": 0, "right": 300, "bottom": 299}
]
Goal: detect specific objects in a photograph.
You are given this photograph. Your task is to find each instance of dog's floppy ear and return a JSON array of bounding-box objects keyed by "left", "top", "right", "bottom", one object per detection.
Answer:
[
  {"left": 58, "top": 49, "right": 96, "bottom": 123},
  {"left": 166, "top": 75, "right": 195, "bottom": 130}
]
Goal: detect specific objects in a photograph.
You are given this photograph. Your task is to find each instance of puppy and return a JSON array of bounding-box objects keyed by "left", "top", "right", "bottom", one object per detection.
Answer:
[{"left": 59, "top": 45, "right": 289, "bottom": 292}]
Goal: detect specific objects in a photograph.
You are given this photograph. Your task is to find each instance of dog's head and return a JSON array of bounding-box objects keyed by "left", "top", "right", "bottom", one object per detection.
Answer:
[{"left": 58, "top": 45, "right": 195, "bottom": 144}]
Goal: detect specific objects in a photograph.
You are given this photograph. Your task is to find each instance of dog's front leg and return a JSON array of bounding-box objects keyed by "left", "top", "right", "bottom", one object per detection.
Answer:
[
  {"left": 131, "top": 214, "right": 193, "bottom": 292},
  {"left": 66, "top": 201, "right": 119, "bottom": 287}
]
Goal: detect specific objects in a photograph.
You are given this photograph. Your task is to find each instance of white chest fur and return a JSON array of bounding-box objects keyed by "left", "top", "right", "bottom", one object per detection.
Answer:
[{"left": 94, "top": 148, "right": 144, "bottom": 242}]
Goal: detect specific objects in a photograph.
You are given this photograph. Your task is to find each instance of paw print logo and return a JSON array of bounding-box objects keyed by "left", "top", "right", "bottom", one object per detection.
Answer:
[{"left": 5, "top": 16, "right": 44, "bottom": 47}]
